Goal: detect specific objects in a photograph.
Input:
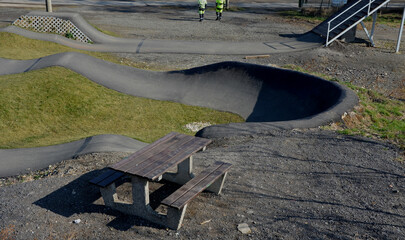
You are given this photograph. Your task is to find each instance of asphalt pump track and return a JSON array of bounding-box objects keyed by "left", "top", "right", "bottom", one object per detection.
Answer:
[
  {"left": 0, "top": 12, "right": 358, "bottom": 177},
  {"left": 1, "top": 11, "right": 325, "bottom": 55}
]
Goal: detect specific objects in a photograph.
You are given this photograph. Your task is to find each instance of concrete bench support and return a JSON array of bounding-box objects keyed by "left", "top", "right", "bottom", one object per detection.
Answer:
[
  {"left": 162, "top": 161, "right": 232, "bottom": 229},
  {"left": 91, "top": 162, "right": 231, "bottom": 230}
]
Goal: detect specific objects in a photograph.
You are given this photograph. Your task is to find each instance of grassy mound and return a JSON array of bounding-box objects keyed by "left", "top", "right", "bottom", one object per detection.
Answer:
[
  {"left": 283, "top": 64, "right": 404, "bottom": 150},
  {"left": 0, "top": 67, "right": 243, "bottom": 148},
  {"left": 0, "top": 31, "right": 243, "bottom": 148},
  {"left": 0, "top": 32, "right": 167, "bottom": 70}
]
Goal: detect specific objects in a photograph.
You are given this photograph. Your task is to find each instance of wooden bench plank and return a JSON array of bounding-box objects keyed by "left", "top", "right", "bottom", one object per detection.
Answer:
[
  {"left": 163, "top": 162, "right": 230, "bottom": 207},
  {"left": 161, "top": 163, "right": 223, "bottom": 206},
  {"left": 97, "top": 171, "right": 125, "bottom": 188},
  {"left": 89, "top": 169, "right": 117, "bottom": 185},
  {"left": 162, "top": 162, "right": 231, "bottom": 209},
  {"left": 89, "top": 169, "right": 125, "bottom": 188}
]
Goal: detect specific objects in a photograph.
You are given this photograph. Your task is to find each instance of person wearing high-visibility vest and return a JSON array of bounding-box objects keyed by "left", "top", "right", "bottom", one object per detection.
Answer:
[
  {"left": 215, "top": 0, "right": 225, "bottom": 20},
  {"left": 198, "top": 0, "right": 207, "bottom": 22}
]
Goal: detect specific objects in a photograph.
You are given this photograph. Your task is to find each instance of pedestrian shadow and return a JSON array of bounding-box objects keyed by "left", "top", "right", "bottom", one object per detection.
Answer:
[
  {"left": 163, "top": 17, "right": 200, "bottom": 22},
  {"left": 33, "top": 169, "right": 179, "bottom": 230}
]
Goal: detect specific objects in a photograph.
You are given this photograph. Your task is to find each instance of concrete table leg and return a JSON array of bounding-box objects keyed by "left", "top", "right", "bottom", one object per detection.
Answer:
[
  {"left": 98, "top": 176, "right": 190, "bottom": 229},
  {"left": 162, "top": 156, "right": 195, "bottom": 185},
  {"left": 100, "top": 183, "right": 119, "bottom": 207},
  {"left": 131, "top": 176, "right": 149, "bottom": 206}
]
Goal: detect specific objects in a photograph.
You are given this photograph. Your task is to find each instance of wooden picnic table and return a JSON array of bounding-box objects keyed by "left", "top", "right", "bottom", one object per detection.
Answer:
[
  {"left": 110, "top": 131, "right": 211, "bottom": 183},
  {"left": 90, "top": 132, "right": 231, "bottom": 230}
]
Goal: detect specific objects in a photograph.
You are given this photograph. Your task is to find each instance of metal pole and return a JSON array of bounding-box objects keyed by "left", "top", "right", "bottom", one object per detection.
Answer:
[
  {"left": 396, "top": 7, "right": 405, "bottom": 53},
  {"left": 45, "top": 0, "right": 52, "bottom": 12},
  {"left": 368, "top": 11, "right": 377, "bottom": 46}
]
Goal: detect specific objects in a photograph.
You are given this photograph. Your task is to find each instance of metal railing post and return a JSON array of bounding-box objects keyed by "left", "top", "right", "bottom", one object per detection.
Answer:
[
  {"left": 370, "top": 12, "right": 377, "bottom": 41},
  {"left": 45, "top": 0, "right": 52, "bottom": 12},
  {"left": 326, "top": 22, "right": 331, "bottom": 46},
  {"left": 396, "top": 7, "right": 405, "bottom": 53}
]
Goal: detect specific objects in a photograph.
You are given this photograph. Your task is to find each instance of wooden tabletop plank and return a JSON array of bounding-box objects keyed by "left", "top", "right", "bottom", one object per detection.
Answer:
[
  {"left": 111, "top": 132, "right": 179, "bottom": 170},
  {"left": 110, "top": 132, "right": 212, "bottom": 180},
  {"left": 122, "top": 134, "right": 193, "bottom": 173},
  {"left": 125, "top": 135, "right": 195, "bottom": 177},
  {"left": 111, "top": 133, "right": 190, "bottom": 173},
  {"left": 143, "top": 137, "right": 211, "bottom": 180}
]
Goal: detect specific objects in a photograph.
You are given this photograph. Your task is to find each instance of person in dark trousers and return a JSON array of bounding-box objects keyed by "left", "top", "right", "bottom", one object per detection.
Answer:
[
  {"left": 198, "top": 0, "right": 207, "bottom": 21},
  {"left": 215, "top": 0, "right": 225, "bottom": 20}
]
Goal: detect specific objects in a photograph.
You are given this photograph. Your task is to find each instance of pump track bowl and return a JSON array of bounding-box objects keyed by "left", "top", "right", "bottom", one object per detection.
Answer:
[{"left": 0, "top": 12, "right": 358, "bottom": 177}]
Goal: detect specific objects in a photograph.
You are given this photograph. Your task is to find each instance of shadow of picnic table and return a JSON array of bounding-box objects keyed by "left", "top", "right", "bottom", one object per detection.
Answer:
[{"left": 33, "top": 169, "right": 179, "bottom": 230}]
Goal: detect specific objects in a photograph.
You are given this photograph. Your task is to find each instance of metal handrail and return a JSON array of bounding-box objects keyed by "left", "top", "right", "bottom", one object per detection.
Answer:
[
  {"left": 329, "top": 1, "right": 370, "bottom": 32},
  {"left": 326, "top": 0, "right": 381, "bottom": 46},
  {"left": 329, "top": 0, "right": 366, "bottom": 25}
]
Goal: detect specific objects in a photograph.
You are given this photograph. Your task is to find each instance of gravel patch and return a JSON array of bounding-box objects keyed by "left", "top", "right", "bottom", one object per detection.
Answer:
[{"left": 0, "top": 130, "right": 404, "bottom": 239}]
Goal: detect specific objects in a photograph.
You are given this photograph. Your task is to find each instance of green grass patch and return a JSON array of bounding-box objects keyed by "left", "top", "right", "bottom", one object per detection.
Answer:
[
  {"left": 0, "top": 67, "right": 244, "bottom": 148},
  {"left": 278, "top": 9, "right": 328, "bottom": 23},
  {"left": 283, "top": 64, "right": 339, "bottom": 81},
  {"left": 89, "top": 24, "right": 121, "bottom": 37},
  {"left": 0, "top": 32, "right": 171, "bottom": 71},
  {"left": 0, "top": 32, "right": 115, "bottom": 61},
  {"left": 338, "top": 83, "right": 405, "bottom": 148},
  {"left": 280, "top": 9, "right": 403, "bottom": 28},
  {"left": 364, "top": 12, "right": 404, "bottom": 27},
  {"left": 283, "top": 64, "right": 404, "bottom": 150}
]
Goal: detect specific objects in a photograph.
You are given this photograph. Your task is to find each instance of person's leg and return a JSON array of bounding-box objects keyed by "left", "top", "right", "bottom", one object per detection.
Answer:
[
  {"left": 216, "top": 2, "right": 223, "bottom": 21},
  {"left": 199, "top": 5, "right": 204, "bottom": 21}
]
